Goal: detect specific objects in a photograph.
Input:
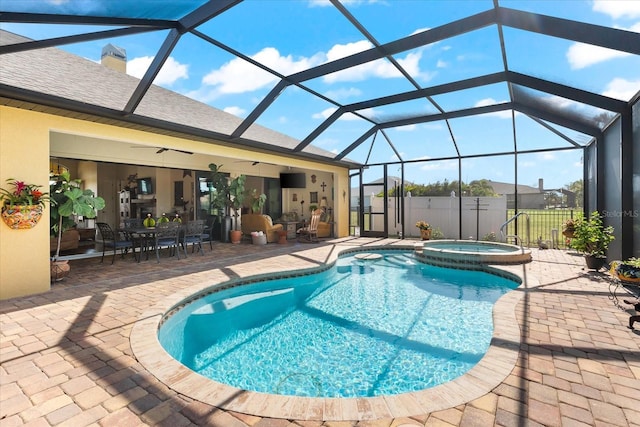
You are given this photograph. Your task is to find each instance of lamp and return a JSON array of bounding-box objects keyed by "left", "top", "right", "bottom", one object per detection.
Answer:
[{"left": 319, "top": 197, "right": 327, "bottom": 209}]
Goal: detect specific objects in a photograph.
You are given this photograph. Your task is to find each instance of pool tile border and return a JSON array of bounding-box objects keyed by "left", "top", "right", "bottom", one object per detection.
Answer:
[{"left": 130, "top": 245, "right": 538, "bottom": 421}]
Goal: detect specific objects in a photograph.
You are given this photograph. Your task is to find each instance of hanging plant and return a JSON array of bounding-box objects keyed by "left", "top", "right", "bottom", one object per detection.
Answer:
[{"left": 0, "top": 178, "right": 49, "bottom": 229}]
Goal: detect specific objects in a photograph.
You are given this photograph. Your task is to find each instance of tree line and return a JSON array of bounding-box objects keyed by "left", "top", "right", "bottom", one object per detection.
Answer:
[
  {"left": 383, "top": 178, "right": 584, "bottom": 207},
  {"left": 384, "top": 179, "right": 497, "bottom": 197}
]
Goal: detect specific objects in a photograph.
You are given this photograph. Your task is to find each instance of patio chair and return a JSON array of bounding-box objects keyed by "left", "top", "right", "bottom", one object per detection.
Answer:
[
  {"left": 297, "top": 209, "right": 322, "bottom": 243},
  {"left": 123, "top": 218, "right": 143, "bottom": 228},
  {"left": 182, "top": 220, "right": 205, "bottom": 255},
  {"left": 201, "top": 217, "right": 215, "bottom": 250},
  {"left": 123, "top": 218, "right": 149, "bottom": 260},
  {"left": 154, "top": 222, "right": 183, "bottom": 263},
  {"left": 96, "top": 222, "right": 136, "bottom": 264}
]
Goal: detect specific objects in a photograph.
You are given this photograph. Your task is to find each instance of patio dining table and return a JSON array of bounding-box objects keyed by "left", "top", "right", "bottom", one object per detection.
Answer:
[{"left": 120, "top": 225, "right": 183, "bottom": 262}]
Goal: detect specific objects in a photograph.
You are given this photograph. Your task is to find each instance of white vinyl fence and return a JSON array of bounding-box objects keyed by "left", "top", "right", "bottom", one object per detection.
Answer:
[{"left": 370, "top": 195, "right": 508, "bottom": 240}]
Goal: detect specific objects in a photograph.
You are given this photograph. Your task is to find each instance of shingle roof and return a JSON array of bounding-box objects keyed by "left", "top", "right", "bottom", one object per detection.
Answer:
[{"left": 0, "top": 30, "right": 354, "bottom": 166}]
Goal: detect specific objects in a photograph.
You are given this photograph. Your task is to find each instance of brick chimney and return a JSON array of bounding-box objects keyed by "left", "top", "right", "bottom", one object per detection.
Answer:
[
  {"left": 538, "top": 178, "right": 544, "bottom": 192},
  {"left": 101, "top": 44, "right": 126, "bottom": 73}
]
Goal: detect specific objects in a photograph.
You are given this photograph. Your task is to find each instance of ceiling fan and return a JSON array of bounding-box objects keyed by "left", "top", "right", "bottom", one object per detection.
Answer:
[
  {"left": 131, "top": 146, "right": 193, "bottom": 155},
  {"left": 234, "top": 160, "right": 276, "bottom": 166}
]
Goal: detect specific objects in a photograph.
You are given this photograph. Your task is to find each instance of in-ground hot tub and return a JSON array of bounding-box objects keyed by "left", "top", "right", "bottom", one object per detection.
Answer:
[{"left": 416, "top": 239, "right": 531, "bottom": 267}]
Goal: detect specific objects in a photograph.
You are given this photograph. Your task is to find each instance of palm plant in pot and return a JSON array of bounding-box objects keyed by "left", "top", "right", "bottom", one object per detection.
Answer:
[
  {"left": 570, "top": 211, "right": 614, "bottom": 270},
  {"left": 50, "top": 171, "right": 105, "bottom": 278}
]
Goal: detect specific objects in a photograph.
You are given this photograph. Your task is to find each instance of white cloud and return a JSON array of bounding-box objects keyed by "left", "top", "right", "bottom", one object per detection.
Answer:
[
  {"left": 326, "top": 39, "right": 372, "bottom": 62},
  {"left": 474, "top": 98, "right": 512, "bottom": 119},
  {"left": 223, "top": 106, "right": 246, "bottom": 117},
  {"left": 423, "top": 123, "right": 444, "bottom": 130},
  {"left": 324, "top": 87, "right": 363, "bottom": 100},
  {"left": 593, "top": 0, "right": 640, "bottom": 19},
  {"left": 396, "top": 124, "right": 417, "bottom": 131},
  {"left": 540, "top": 152, "right": 556, "bottom": 160},
  {"left": 418, "top": 159, "right": 457, "bottom": 170},
  {"left": 202, "top": 47, "right": 321, "bottom": 94},
  {"left": 475, "top": 97, "right": 500, "bottom": 107},
  {"left": 312, "top": 107, "right": 337, "bottom": 120},
  {"left": 191, "top": 34, "right": 432, "bottom": 103},
  {"left": 602, "top": 77, "right": 640, "bottom": 100},
  {"left": 566, "top": 22, "right": 640, "bottom": 69},
  {"left": 127, "top": 56, "right": 189, "bottom": 86},
  {"left": 188, "top": 28, "right": 435, "bottom": 103},
  {"left": 323, "top": 42, "right": 430, "bottom": 83},
  {"left": 436, "top": 59, "right": 448, "bottom": 68},
  {"left": 312, "top": 107, "right": 378, "bottom": 121},
  {"left": 566, "top": 43, "right": 631, "bottom": 69}
]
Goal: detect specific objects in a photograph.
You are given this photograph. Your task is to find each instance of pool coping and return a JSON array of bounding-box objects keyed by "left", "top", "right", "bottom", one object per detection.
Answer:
[
  {"left": 130, "top": 245, "right": 537, "bottom": 421},
  {"left": 419, "top": 239, "right": 532, "bottom": 266}
]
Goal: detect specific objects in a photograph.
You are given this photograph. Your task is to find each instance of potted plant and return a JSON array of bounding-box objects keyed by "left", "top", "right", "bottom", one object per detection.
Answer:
[
  {"left": 416, "top": 220, "right": 432, "bottom": 240},
  {"left": 50, "top": 171, "right": 105, "bottom": 279},
  {"left": 249, "top": 189, "right": 267, "bottom": 214},
  {"left": 228, "top": 174, "right": 246, "bottom": 244},
  {"left": 562, "top": 218, "right": 576, "bottom": 238},
  {"left": 610, "top": 257, "right": 640, "bottom": 284},
  {"left": 0, "top": 178, "right": 49, "bottom": 229},
  {"left": 570, "top": 211, "right": 614, "bottom": 270}
]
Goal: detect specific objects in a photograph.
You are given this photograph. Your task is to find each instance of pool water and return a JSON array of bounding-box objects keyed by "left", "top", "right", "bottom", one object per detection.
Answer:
[
  {"left": 426, "top": 242, "right": 516, "bottom": 252},
  {"left": 159, "top": 251, "right": 518, "bottom": 398}
]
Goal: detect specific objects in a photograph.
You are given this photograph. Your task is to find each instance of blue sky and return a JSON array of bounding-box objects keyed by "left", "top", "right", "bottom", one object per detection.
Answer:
[{"left": 2, "top": 0, "right": 639, "bottom": 189}]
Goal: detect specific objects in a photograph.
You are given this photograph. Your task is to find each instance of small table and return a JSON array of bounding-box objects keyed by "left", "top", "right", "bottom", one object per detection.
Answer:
[
  {"left": 77, "top": 228, "right": 96, "bottom": 241},
  {"left": 275, "top": 221, "right": 301, "bottom": 240}
]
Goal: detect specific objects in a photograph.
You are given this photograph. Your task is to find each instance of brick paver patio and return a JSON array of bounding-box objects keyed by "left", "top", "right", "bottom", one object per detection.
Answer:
[{"left": 1, "top": 237, "right": 638, "bottom": 426}]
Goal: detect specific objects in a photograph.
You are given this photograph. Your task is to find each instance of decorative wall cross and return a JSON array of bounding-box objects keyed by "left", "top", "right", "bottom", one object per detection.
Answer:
[{"left": 320, "top": 181, "right": 327, "bottom": 192}]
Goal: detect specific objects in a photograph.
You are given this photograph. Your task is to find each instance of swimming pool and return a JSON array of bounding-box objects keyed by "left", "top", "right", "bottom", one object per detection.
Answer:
[
  {"left": 131, "top": 243, "right": 531, "bottom": 420},
  {"left": 158, "top": 250, "right": 519, "bottom": 398},
  {"left": 418, "top": 239, "right": 532, "bottom": 267}
]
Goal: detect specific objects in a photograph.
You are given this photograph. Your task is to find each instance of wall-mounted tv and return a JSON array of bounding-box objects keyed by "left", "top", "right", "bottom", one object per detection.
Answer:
[
  {"left": 279, "top": 172, "right": 306, "bottom": 188},
  {"left": 136, "top": 177, "right": 154, "bottom": 195}
]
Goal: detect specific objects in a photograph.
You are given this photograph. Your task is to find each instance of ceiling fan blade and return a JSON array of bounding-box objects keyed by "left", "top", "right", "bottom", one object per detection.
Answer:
[
  {"left": 234, "top": 160, "right": 276, "bottom": 166},
  {"left": 153, "top": 147, "right": 192, "bottom": 154}
]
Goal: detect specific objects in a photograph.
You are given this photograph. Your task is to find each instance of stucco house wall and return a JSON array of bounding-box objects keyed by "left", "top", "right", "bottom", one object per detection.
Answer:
[{"left": 0, "top": 105, "right": 349, "bottom": 300}]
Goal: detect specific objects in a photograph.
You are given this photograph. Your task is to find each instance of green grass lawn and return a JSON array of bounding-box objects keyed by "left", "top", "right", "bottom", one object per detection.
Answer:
[{"left": 505, "top": 209, "right": 579, "bottom": 248}]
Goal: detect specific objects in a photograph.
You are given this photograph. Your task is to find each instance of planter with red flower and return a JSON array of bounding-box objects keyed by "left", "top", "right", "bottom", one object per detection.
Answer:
[{"left": 0, "top": 178, "right": 49, "bottom": 229}]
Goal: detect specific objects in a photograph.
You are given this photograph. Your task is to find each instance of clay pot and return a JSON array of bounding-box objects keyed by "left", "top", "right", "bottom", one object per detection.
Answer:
[
  {"left": 51, "top": 260, "right": 70, "bottom": 282},
  {"left": 420, "top": 229, "right": 432, "bottom": 240},
  {"left": 229, "top": 230, "right": 242, "bottom": 244}
]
